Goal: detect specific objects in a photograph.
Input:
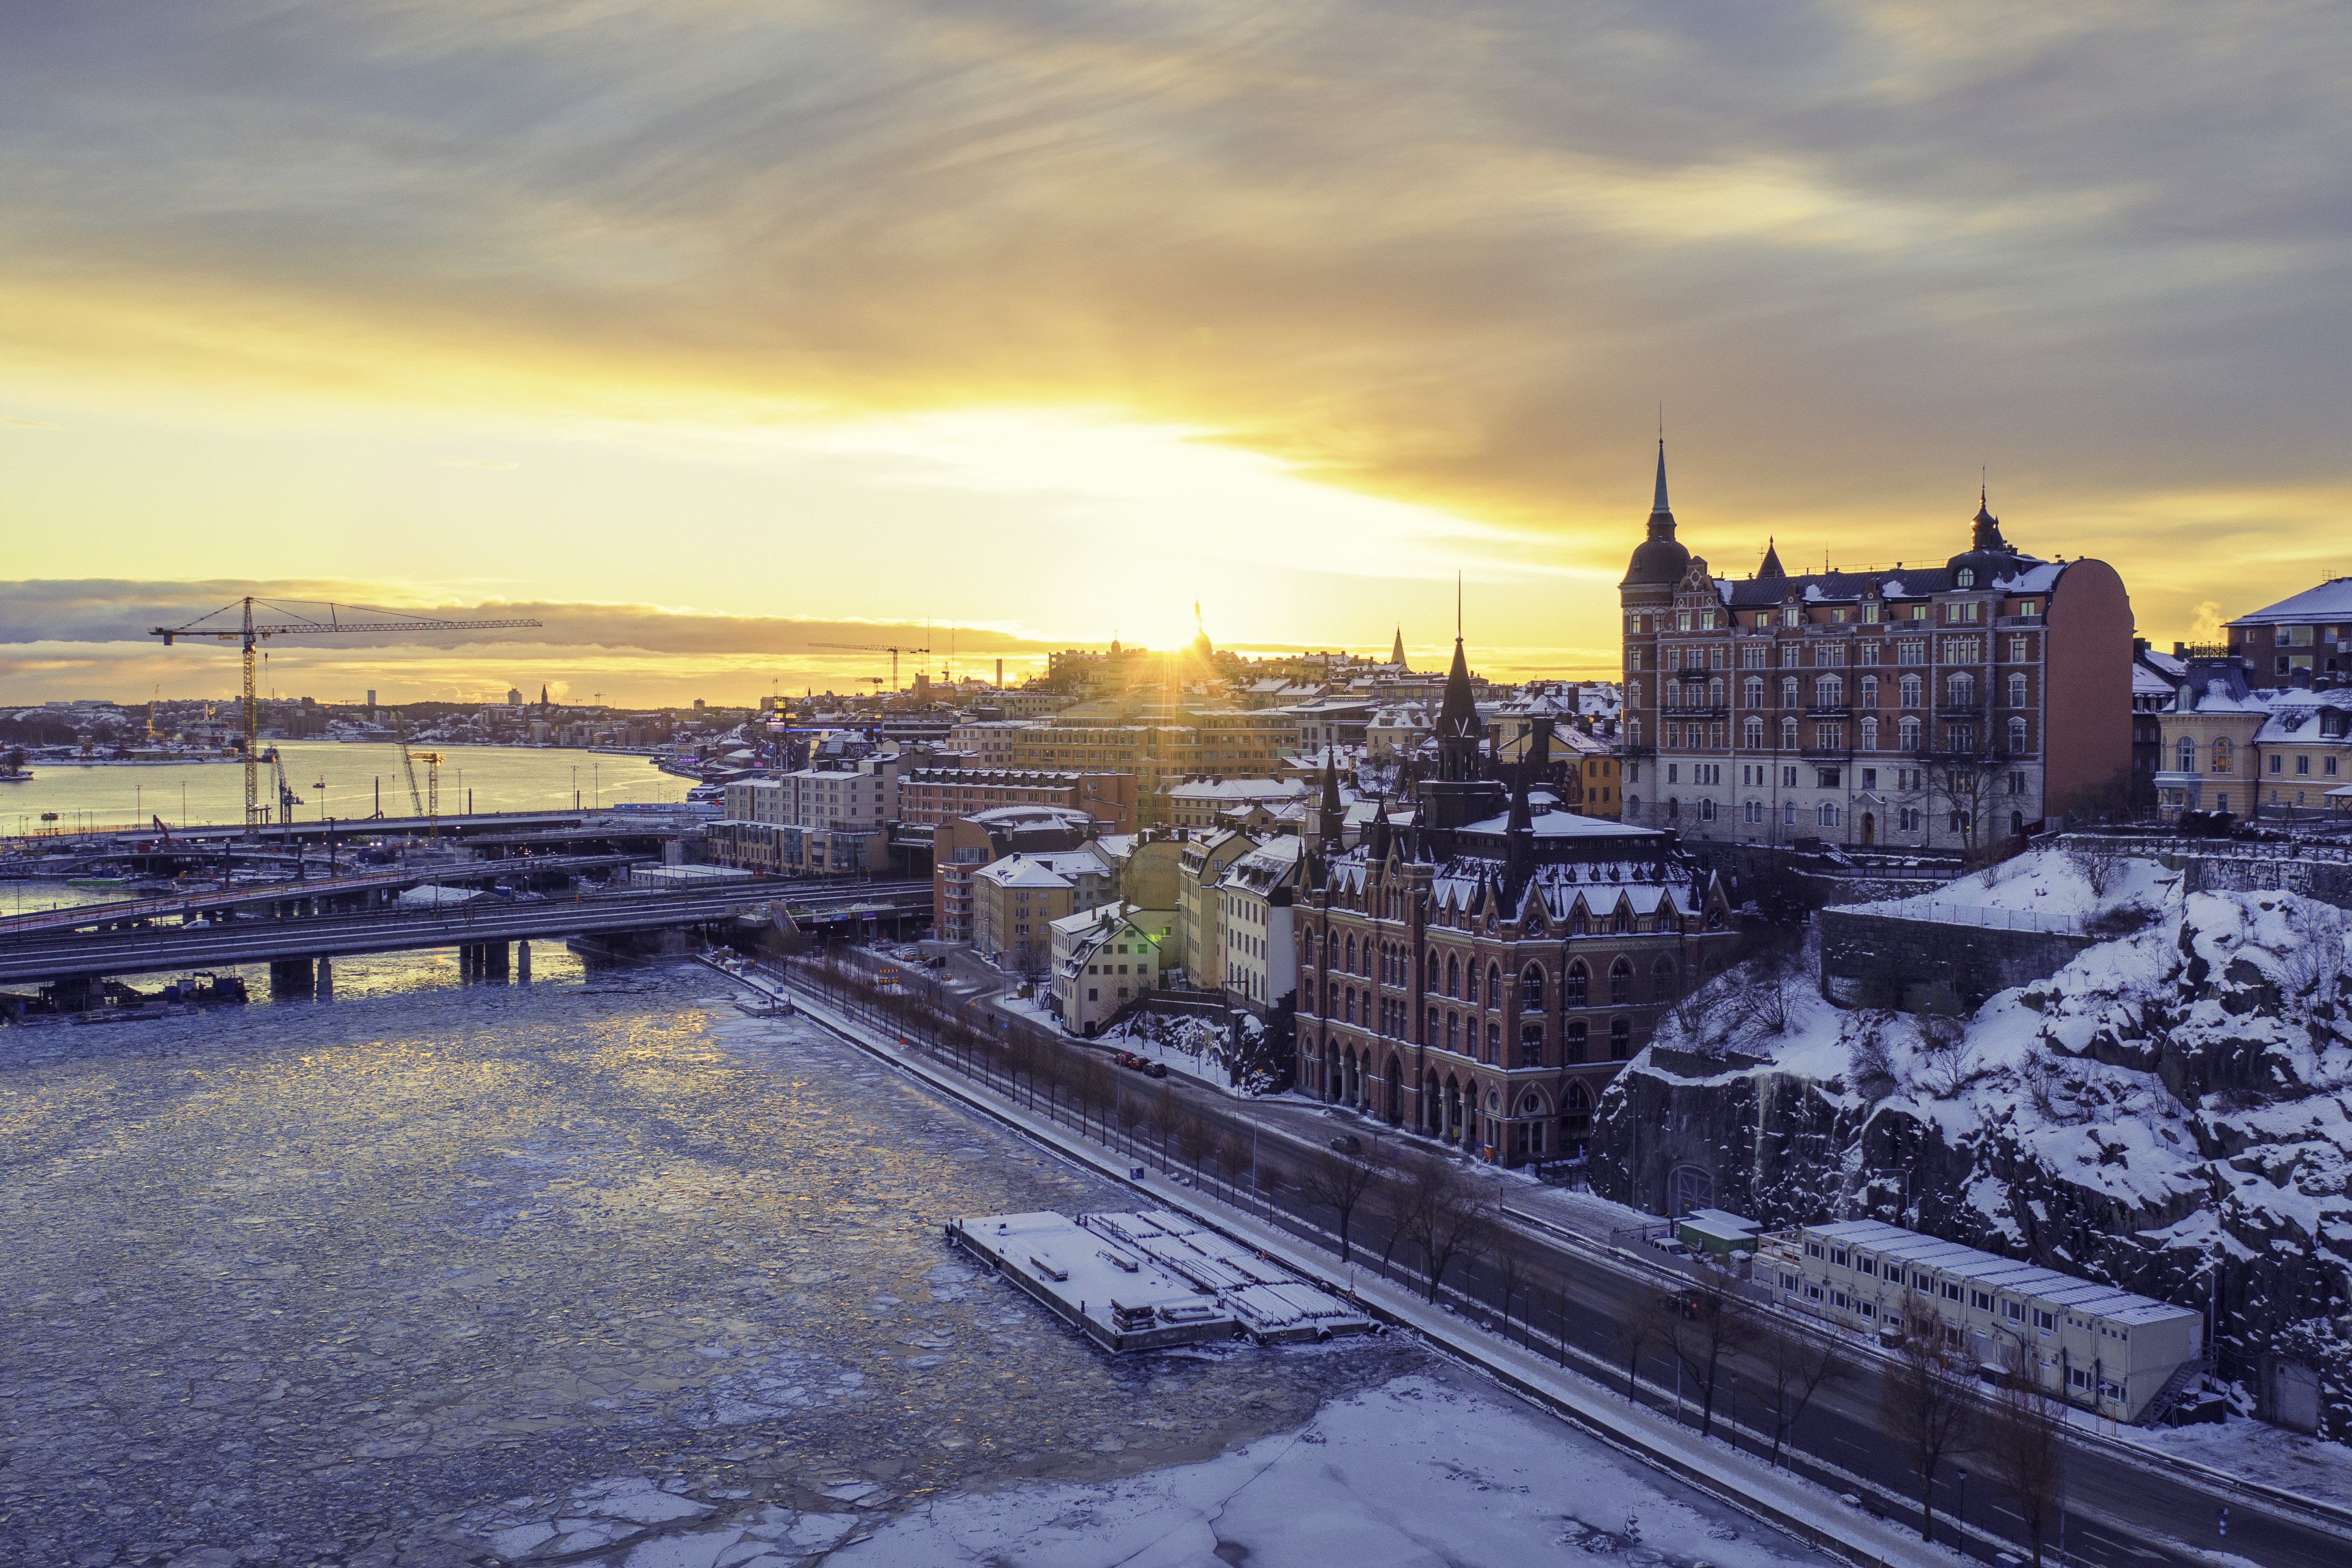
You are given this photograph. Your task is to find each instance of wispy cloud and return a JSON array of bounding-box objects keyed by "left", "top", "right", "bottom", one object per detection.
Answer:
[
  {"left": 437, "top": 458, "right": 516, "bottom": 468},
  {"left": 1, "top": 415, "right": 59, "bottom": 429}
]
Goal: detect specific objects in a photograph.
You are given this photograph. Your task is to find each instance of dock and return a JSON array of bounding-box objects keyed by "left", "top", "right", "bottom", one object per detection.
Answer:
[{"left": 946, "top": 1210, "right": 1373, "bottom": 1352}]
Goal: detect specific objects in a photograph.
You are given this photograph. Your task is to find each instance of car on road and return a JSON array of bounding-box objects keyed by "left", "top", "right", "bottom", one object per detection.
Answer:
[{"left": 1328, "top": 1134, "right": 1363, "bottom": 1155}]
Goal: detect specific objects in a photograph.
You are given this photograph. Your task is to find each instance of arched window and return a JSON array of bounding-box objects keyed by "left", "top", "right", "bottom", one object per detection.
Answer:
[
  {"left": 1947, "top": 672, "right": 1975, "bottom": 708},
  {"left": 1563, "top": 1078, "right": 1592, "bottom": 1134},
  {"left": 1781, "top": 675, "right": 1799, "bottom": 708},
  {"left": 1667, "top": 796, "right": 1680, "bottom": 820},
  {"left": 2213, "top": 739, "right": 2234, "bottom": 774},
  {"left": 1485, "top": 963, "right": 1502, "bottom": 1007},
  {"left": 1743, "top": 676, "right": 1764, "bottom": 709},
  {"left": 1485, "top": 1021, "right": 1500, "bottom": 1063},
  {"left": 1625, "top": 794, "right": 1641, "bottom": 820},
  {"left": 1816, "top": 674, "right": 1844, "bottom": 707},
  {"left": 2178, "top": 737, "right": 2196, "bottom": 772},
  {"left": 1520, "top": 1024, "right": 1544, "bottom": 1068},
  {"left": 1344, "top": 987, "right": 1357, "bottom": 1024},
  {"left": 1565, "top": 960, "right": 1589, "bottom": 1007},
  {"left": 1610, "top": 1018, "right": 1631, "bottom": 1059},
  {"left": 1652, "top": 955, "right": 1678, "bottom": 1002},
  {"left": 1565, "top": 1020, "right": 1589, "bottom": 1061},
  {"left": 1426, "top": 949, "right": 1440, "bottom": 991},
  {"left": 1610, "top": 957, "right": 1632, "bottom": 1005},
  {"left": 1521, "top": 965, "right": 1544, "bottom": 1011},
  {"left": 1571, "top": 908, "right": 1588, "bottom": 937},
  {"left": 1612, "top": 904, "right": 1631, "bottom": 935},
  {"left": 1424, "top": 1008, "right": 1438, "bottom": 1046},
  {"left": 2007, "top": 717, "right": 2028, "bottom": 754},
  {"left": 1860, "top": 674, "right": 1879, "bottom": 706},
  {"left": 2008, "top": 672, "right": 2028, "bottom": 708},
  {"left": 1743, "top": 716, "right": 1764, "bottom": 748},
  {"left": 1899, "top": 716, "right": 1922, "bottom": 750},
  {"left": 1900, "top": 674, "right": 1922, "bottom": 709},
  {"left": 1446, "top": 1012, "right": 1460, "bottom": 1053},
  {"left": 1860, "top": 716, "right": 1879, "bottom": 750},
  {"left": 1344, "top": 934, "right": 1355, "bottom": 973}
]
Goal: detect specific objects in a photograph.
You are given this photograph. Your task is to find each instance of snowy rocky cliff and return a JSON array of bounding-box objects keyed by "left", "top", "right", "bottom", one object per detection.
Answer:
[{"left": 1590, "top": 848, "right": 2352, "bottom": 1438}]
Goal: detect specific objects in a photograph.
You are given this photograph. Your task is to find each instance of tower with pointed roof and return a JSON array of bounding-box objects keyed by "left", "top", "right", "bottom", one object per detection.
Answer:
[{"left": 1390, "top": 626, "right": 1408, "bottom": 667}]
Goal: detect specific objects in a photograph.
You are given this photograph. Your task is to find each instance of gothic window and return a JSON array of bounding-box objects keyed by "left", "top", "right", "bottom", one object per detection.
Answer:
[
  {"left": 1900, "top": 674, "right": 1922, "bottom": 708},
  {"left": 1521, "top": 965, "right": 1544, "bottom": 1010},
  {"left": 1483, "top": 962, "right": 1500, "bottom": 1007},
  {"left": 1563, "top": 1077, "right": 1592, "bottom": 1131},
  {"left": 1426, "top": 949, "right": 1440, "bottom": 990},
  {"left": 1425, "top": 1008, "right": 1438, "bottom": 1046},
  {"left": 1485, "top": 1022, "right": 1500, "bottom": 1064},
  {"left": 1652, "top": 956, "right": 1678, "bottom": 1002},
  {"left": 1565, "top": 960, "right": 1589, "bottom": 1006},
  {"left": 1344, "top": 934, "right": 1355, "bottom": 973},
  {"left": 1446, "top": 1012, "right": 1460, "bottom": 1053},
  {"left": 1565, "top": 1021, "right": 1589, "bottom": 1062},
  {"left": 1446, "top": 953, "right": 1459, "bottom": 997},
  {"left": 1611, "top": 904, "right": 1631, "bottom": 935},
  {"left": 1610, "top": 957, "right": 1632, "bottom": 1005},
  {"left": 1344, "top": 988, "right": 1356, "bottom": 1024}
]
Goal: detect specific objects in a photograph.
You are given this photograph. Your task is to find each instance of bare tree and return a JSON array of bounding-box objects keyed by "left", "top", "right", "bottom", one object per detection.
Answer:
[
  {"left": 1370, "top": 1162, "right": 1426, "bottom": 1283},
  {"left": 1208, "top": 1125, "right": 1242, "bottom": 1202},
  {"left": 1752, "top": 1315, "right": 1848, "bottom": 1468},
  {"left": 1618, "top": 1291, "right": 1679, "bottom": 1406},
  {"left": 1397, "top": 1155, "right": 1493, "bottom": 1304},
  {"left": 1912, "top": 990, "right": 1977, "bottom": 1098},
  {"left": 1299, "top": 1147, "right": 1383, "bottom": 1263},
  {"left": 1077, "top": 1054, "right": 1115, "bottom": 1140},
  {"left": 2065, "top": 838, "right": 2129, "bottom": 900},
  {"left": 1982, "top": 1377, "right": 2066, "bottom": 1568},
  {"left": 1254, "top": 1161, "right": 1286, "bottom": 1224},
  {"left": 1116, "top": 1077, "right": 1150, "bottom": 1156},
  {"left": 1880, "top": 1295, "right": 1980, "bottom": 1543},
  {"left": 1146, "top": 1080, "right": 1181, "bottom": 1168},
  {"left": 1177, "top": 1107, "right": 1214, "bottom": 1187},
  {"left": 1493, "top": 1235, "right": 1530, "bottom": 1344},
  {"left": 1661, "top": 1283, "right": 1753, "bottom": 1439}
]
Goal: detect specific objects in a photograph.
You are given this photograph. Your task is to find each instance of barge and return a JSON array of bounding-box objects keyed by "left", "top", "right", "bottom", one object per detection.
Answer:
[{"left": 946, "top": 1210, "right": 1373, "bottom": 1353}]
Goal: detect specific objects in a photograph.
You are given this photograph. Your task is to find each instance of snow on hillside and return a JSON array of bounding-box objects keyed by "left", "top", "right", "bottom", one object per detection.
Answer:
[{"left": 1597, "top": 845, "right": 2352, "bottom": 1438}]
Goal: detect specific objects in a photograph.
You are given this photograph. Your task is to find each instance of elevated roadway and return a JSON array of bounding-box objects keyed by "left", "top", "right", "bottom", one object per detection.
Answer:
[{"left": 0, "top": 879, "right": 931, "bottom": 992}]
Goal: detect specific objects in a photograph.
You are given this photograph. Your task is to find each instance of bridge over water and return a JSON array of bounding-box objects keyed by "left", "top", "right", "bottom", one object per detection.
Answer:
[{"left": 0, "top": 878, "right": 932, "bottom": 1009}]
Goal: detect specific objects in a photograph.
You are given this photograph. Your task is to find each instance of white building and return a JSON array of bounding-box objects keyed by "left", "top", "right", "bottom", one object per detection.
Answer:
[
  {"left": 1218, "top": 834, "right": 1303, "bottom": 1012},
  {"left": 1050, "top": 902, "right": 1164, "bottom": 1036},
  {"left": 1760, "top": 1218, "right": 2203, "bottom": 1425}
]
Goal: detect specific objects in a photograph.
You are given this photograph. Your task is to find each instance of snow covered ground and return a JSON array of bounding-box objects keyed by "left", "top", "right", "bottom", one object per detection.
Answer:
[
  {"left": 2126, "top": 1414, "right": 2352, "bottom": 1511},
  {"left": 832, "top": 1370, "right": 1831, "bottom": 1568}
]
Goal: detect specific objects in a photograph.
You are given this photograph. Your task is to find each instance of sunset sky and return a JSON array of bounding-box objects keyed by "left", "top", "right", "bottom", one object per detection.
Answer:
[{"left": 5, "top": 3, "right": 2348, "bottom": 707}]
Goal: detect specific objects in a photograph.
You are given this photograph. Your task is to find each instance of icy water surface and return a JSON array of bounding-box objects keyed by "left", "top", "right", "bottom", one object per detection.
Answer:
[{"left": 0, "top": 951, "right": 1423, "bottom": 1567}]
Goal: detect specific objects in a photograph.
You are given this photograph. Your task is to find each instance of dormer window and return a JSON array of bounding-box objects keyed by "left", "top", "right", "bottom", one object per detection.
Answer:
[{"left": 1956, "top": 568, "right": 1976, "bottom": 588}]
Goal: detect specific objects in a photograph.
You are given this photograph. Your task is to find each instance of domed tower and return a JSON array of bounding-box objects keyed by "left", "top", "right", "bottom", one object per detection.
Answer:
[
  {"left": 1944, "top": 488, "right": 2039, "bottom": 587},
  {"left": 1617, "top": 441, "right": 1685, "bottom": 779}
]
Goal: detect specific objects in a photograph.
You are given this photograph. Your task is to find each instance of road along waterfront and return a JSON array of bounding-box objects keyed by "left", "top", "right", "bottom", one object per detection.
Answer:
[{"left": 0, "top": 947, "right": 1838, "bottom": 1568}]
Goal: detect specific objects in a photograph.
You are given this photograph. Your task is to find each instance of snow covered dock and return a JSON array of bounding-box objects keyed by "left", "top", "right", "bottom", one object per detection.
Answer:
[{"left": 946, "top": 1210, "right": 1373, "bottom": 1352}]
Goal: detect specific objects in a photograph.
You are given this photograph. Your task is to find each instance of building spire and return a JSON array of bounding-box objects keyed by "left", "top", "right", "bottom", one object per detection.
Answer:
[
  {"left": 1319, "top": 745, "right": 1345, "bottom": 852},
  {"left": 1652, "top": 437, "right": 1671, "bottom": 517},
  {"left": 1390, "top": 625, "right": 1407, "bottom": 666},
  {"left": 1758, "top": 536, "right": 1785, "bottom": 579}
]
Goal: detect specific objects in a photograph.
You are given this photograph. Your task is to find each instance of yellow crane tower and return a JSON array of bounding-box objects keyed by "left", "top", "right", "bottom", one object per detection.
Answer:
[{"left": 150, "top": 597, "right": 541, "bottom": 832}]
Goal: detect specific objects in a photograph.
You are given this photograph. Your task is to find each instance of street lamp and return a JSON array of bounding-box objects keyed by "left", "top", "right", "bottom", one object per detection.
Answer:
[{"left": 1955, "top": 1468, "right": 1968, "bottom": 1540}]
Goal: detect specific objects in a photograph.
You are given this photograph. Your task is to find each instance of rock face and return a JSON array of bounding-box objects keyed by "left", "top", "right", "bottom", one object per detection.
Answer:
[{"left": 1591, "top": 885, "right": 2352, "bottom": 1440}]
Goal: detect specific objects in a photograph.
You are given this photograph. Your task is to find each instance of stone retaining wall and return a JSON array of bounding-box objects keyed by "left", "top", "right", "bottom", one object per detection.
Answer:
[{"left": 1817, "top": 906, "right": 2098, "bottom": 1010}]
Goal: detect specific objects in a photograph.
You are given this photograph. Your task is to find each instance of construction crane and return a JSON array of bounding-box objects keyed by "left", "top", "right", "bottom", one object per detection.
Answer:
[
  {"left": 149, "top": 597, "right": 541, "bottom": 831},
  {"left": 262, "top": 747, "right": 303, "bottom": 824},
  {"left": 811, "top": 642, "right": 930, "bottom": 690}
]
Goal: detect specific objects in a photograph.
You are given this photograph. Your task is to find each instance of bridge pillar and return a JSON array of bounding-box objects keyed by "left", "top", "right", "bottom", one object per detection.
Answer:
[
  {"left": 485, "top": 941, "right": 509, "bottom": 980},
  {"left": 316, "top": 957, "right": 334, "bottom": 999},
  {"left": 516, "top": 940, "right": 532, "bottom": 982},
  {"left": 269, "top": 958, "right": 314, "bottom": 1000}
]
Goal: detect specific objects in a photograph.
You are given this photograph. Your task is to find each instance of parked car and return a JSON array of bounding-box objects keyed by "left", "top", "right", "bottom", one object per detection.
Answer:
[
  {"left": 1646, "top": 1235, "right": 1693, "bottom": 1258},
  {"left": 1328, "top": 1134, "right": 1363, "bottom": 1155}
]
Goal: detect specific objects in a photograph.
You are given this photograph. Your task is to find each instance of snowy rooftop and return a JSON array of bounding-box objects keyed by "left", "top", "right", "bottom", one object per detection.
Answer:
[
  {"left": 2231, "top": 575, "right": 2352, "bottom": 625},
  {"left": 1459, "top": 805, "right": 1661, "bottom": 840},
  {"left": 1166, "top": 778, "right": 1311, "bottom": 802},
  {"left": 974, "top": 850, "right": 1107, "bottom": 889},
  {"left": 1794, "top": 1219, "right": 2199, "bottom": 1327}
]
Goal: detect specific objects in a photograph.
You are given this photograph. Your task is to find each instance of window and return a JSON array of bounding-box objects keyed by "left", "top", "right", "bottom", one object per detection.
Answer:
[
  {"left": 1816, "top": 674, "right": 1844, "bottom": 707},
  {"left": 1742, "top": 643, "right": 1767, "bottom": 668},
  {"left": 1898, "top": 716, "right": 1921, "bottom": 749},
  {"left": 1744, "top": 798, "right": 1763, "bottom": 823},
  {"left": 1947, "top": 672, "right": 1975, "bottom": 708},
  {"left": 1446, "top": 954, "right": 1459, "bottom": 997},
  {"left": 2035, "top": 1309, "right": 2055, "bottom": 1331},
  {"left": 1942, "top": 1280, "right": 1963, "bottom": 1302},
  {"left": 1859, "top": 674, "right": 1879, "bottom": 706},
  {"left": 1744, "top": 716, "right": 1764, "bottom": 748},
  {"left": 1521, "top": 965, "right": 1544, "bottom": 1010},
  {"left": 2213, "top": 739, "right": 2233, "bottom": 774},
  {"left": 1446, "top": 1013, "right": 1459, "bottom": 1052},
  {"left": 1782, "top": 717, "right": 1799, "bottom": 750},
  {"left": 1610, "top": 1018, "right": 1631, "bottom": 1058},
  {"left": 2005, "top": 1300, "right": 2025, "bottom": 1322},
  {"left": 1781, "top": 675, "right": 1799, "bottom": 707},
  {"left": 2008, "top": 717, "right": 2028, "bottom": 754},
  {"left": 1520, "top": 1024, "right": 1543, "bottom": 1068},
  {"left": 1783, "top": 799, "right": 1797, "bottom": 826},
  {"left": 1971, "top": 1289, "right": 1993, "bottom": 1312},
  {"left": 1900, "top": 674, "right": 1922, "bottom": 708},
  {"left": 1610, "top": 958, "right": 1632, "bottom": 1005},
  {"left": 2008, "top": 672, "right": 2028, "bottom": 708},
  {"left": 1860, "top": 716, "right": 1879, "bottom": 750},
  {"left": 1956, "top": 568, "right": 1975, "bottom": 588},
  {"left": 1564, "top": 1021, "right": 1587, "bottom": 1061},
  {"left": 1485, "top": 1021, "right": 1500, "bottom": 1063}
]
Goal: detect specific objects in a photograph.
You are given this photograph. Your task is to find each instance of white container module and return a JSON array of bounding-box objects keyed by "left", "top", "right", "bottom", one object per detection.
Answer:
[{"left": 947, "top": 1211, "right": 1373, "bottom": 1353}]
